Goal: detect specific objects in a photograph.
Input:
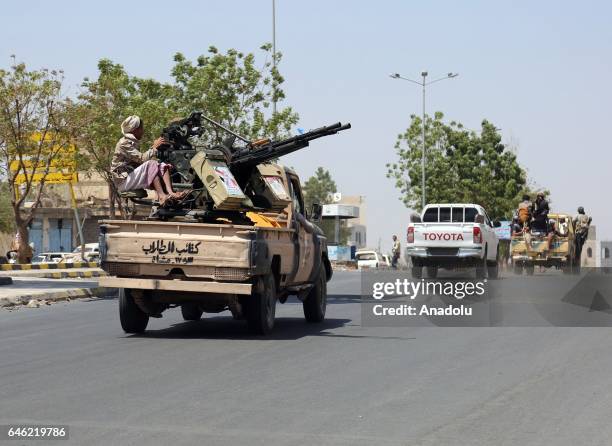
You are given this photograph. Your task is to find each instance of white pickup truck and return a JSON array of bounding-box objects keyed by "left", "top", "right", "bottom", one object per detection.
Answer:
[{"left": 405, "top": 203, "right": 500, "bottom": 279}]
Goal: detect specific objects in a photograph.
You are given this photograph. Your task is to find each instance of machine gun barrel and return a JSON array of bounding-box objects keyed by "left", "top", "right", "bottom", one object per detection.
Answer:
[{"left": 230, "top": 122, "right": 351, "bottom": 169}]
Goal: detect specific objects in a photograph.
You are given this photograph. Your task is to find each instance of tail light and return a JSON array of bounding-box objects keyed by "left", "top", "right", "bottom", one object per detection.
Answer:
[
  {"left": 473, "top": 226, "right": 482, "bottom": 244},
  {"left": 407, "top": 227, "right": 414, "bottom": 243}
]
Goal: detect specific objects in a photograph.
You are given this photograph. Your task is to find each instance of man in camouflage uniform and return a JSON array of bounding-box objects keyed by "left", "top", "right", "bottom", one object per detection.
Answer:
[{"left": 573, "top": 206, "right": 592, "bottom": 262}]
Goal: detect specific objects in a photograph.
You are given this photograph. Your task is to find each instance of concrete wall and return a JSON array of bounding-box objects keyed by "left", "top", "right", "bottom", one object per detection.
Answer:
[{"left": 581, "top": 225, "right": 599, "bottom": 267}]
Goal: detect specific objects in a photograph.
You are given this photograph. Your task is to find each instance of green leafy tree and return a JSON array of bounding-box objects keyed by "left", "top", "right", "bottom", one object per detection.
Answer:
[
  {"left": 302, "top": 167, "right": 350, "bottom": 244},
  {"left": 387, "top": 112, "right": 532, "bottom": 219},
  {"left": 302, "top": 167, "right": 337, "bottom": 209},
  {"left": 0, "top": 60, "right": 73, "bottom": 262},
  {"left": 0, "top": 183, "right": 15, "bottom": 233},
  {"left": 170, "top": 44, "right": 298, "bottom": 143}
]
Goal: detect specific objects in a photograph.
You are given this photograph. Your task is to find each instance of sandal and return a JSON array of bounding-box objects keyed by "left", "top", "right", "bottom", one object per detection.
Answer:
[
  {"left": 171, "top": 190, "right": 192, "bottom": 201},
  {"left": 159, "top": 195, "right": 177, "bottom": 208}
]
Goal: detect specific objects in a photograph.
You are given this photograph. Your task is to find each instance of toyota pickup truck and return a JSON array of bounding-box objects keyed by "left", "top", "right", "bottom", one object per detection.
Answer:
[
  {"left": 98, "top": 166, "right": 332, "bottom": 335},
  {"left": 405, "top": 203, "right": 501, "bottom": 279}
]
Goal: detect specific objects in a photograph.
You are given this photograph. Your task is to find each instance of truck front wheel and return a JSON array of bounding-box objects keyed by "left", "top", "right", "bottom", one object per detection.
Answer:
[
  {"left": 244, "top": 273, "right": 276, "bottom": 335},
  {"left": 303, "top": 265, "right": 327, "bottom": 323},
  {"left": 119, "top": 288, "right": 149, "bottom": 334}
]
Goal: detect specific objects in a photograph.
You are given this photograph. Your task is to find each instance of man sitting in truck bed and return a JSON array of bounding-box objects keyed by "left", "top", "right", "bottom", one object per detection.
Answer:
[
  {"left": 111, "top": 115, "right": 187, "bottom": 207},
  {"left": 531, "top": 192, "right": 549, "bottom": 233}
]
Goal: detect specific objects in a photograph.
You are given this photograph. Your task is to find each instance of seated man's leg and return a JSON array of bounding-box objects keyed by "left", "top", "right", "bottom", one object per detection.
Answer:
[{"left": 120, "top": 160, "right": 160, "bottom": 192}]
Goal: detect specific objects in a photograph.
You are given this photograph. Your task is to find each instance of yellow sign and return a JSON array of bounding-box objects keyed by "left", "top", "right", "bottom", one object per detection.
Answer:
[
  {"left": 9, "top": 133, "right": 77, "bottom": 185},
  {"left": 14, "top": 172, "right": 78, "bottom": 184}
]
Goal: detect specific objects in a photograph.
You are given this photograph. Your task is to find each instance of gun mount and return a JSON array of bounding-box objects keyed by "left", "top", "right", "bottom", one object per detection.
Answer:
[{"left": 154, "top": 112, "right": 351, "bottom": 221}]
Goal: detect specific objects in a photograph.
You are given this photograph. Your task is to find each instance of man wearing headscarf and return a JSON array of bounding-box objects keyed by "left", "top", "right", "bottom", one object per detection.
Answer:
[{"left": 111, "top": 115, "right": 184, "bottom": 206}]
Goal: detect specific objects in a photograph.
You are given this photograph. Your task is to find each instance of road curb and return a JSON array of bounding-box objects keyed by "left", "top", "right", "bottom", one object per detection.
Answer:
[
  {"left": 27, "top": 270, "right": 107, "bottom": 279},
  {"left": 0, "top": 262, "right": 98, "bottom": 271},
  {"left": 0, "top": 286, "right": 116, "bottom": 308},
  {"left": 0, "top": 270, "right": 107, "bottom": 279}
]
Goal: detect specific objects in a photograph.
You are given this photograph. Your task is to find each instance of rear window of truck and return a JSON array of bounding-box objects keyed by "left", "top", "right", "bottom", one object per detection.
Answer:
[
  {"left": 464, "top": 207, "right": 478, "bottom": 222},
  {"left": 423, "top": 206, "right": 479, "bottom": 223},
  {"left": 423, "top": 208, "right": 438, "bottom": 222},
  {"left": 439, "top": 207, "right": 451, "bottom": 222}
]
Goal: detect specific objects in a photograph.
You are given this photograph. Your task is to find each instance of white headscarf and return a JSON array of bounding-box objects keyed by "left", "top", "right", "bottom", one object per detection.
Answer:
[{"left": 121, "top": 115, "right": 141, "bottom": 136}]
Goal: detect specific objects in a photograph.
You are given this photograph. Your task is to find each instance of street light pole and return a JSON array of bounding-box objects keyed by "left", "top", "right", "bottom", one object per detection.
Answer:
[
  {"left": 272, "top": 0, "right": 277, "bottom": 116},
  {"left": 390, "top": 71, "right": 458, "bottom": 210},
  {"left": 421, "top": 71, "right": 427, "bottom": 209}
]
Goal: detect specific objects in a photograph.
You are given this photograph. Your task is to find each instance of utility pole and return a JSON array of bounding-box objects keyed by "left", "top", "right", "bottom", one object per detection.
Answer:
[
  {"left": 272, "top": 0, "right": 277, "bottom": 116},
  {"left": 421, "top": 71, "right": 427, "bottom": 210}
]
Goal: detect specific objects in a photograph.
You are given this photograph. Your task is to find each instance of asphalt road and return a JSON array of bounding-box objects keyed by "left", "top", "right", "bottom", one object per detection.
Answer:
[{"left": 2, "top": 270, "right": 612, "bottom": 445}]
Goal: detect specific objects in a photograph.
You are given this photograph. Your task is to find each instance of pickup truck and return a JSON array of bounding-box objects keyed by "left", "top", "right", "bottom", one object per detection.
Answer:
[
  {"left": 98, "top": 166, "right": 332, "bottom": 335},
  {"left": 510, "top": 212, "right": 578, "bottom": 275},
  {"left": 405, "top": 203, "right": 501, "bottom": 279}
]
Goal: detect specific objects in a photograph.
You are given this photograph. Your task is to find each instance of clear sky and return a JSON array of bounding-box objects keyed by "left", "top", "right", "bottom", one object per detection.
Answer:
[{"left": 2, "top": 0, "right": 611, "bottom": 253}]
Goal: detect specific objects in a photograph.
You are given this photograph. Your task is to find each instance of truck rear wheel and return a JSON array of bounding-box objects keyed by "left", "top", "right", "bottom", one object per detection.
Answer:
[
  {"left": 513, "top": 262, "right": 523, "bottom": 275},
  {"left": 303, "top": 265, "right": 327, "bottom": 323},
  {"left": 425, "top": 266, "right": 438, "bottom": 279},
  {"left": 487, "top": 250, "right": 500, "bottom": 279},
  {"left": 181, "top": 303, "right": 203, "bottom": 321},
  {"left": 119, "top": 288, "right": 149, "bottom": 334},
  {"left": 244, "top": 273, "right": 276, "bottom": 335},
  {"left": 411, "top": 258, "right": 423, "bottom": 278},
  {"left": 475, "top": 251, "right": 487, "bottom": 279},
  {"left": 525, "top": 263, "right": 535, "bottom": 276}
]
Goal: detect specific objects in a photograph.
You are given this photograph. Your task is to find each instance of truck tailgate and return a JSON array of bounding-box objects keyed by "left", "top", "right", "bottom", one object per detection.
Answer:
[
  {"left": 101, "top": 220, "right": 255, "bottom": 276},
  {"left": 413, "top": 223, "right": 475, "bottom": 248}
]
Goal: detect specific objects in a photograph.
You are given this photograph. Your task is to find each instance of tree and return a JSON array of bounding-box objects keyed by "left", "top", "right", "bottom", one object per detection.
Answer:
[
  {"left": 0, "top": 60, "right": 73, "bottom": 262},
  {"left": 302, "top": 167, "right": 337, "bottom": 210},
  {"left": 170, "top": 44, "right": 298, "bottom": 143},
  {"left": 0, "top": 183, "right": 15, "bottom": 233},
  {"left": 302, "top": 167, "right": 350, "bottom": 244},
  {"left": 386, "top": 112, "right": 531, "bottom": 219}
]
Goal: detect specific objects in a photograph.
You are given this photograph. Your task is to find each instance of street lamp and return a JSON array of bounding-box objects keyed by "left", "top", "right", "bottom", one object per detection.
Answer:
[
  {"left": 272, "top": 0, "right": 277, "bottom": 116},
  {"left": 390, "top": 71, "right": 459, "bottom": 209}
]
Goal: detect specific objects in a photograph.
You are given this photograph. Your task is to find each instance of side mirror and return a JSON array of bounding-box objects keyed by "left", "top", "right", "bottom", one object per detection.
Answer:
[
  {"left": 493, "top": 220, "right": 501, "bottom": 228},
  {"left": 410, "top": 213, "right": 422, "bottom": 223},
  {"left": 310, "top": 203, "right": 323, "bottom": 222}
]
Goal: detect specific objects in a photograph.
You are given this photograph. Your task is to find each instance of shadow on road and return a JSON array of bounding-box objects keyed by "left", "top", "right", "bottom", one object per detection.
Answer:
[{"left": 131, "top": 316, "right": 352, "bottom": 341}]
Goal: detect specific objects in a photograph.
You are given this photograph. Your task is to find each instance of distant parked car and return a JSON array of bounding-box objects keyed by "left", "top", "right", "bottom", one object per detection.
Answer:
[
  {"left": 355, "top": 250, "right": 388, "bottom": 270},
  {"left": 32, "top": 252, "right": 73, "bottom": 264},
  {"left": 65, "top": 243, "right": 100, "bottom": 263}
]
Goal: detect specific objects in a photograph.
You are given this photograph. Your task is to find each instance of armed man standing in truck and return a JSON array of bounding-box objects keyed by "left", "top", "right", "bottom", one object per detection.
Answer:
[
  {"left": 531, "top": 192, "right": 549, "bottom": 233},
  {"left": 573, "top": 206, "right": 592, "bottom": 262}
]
